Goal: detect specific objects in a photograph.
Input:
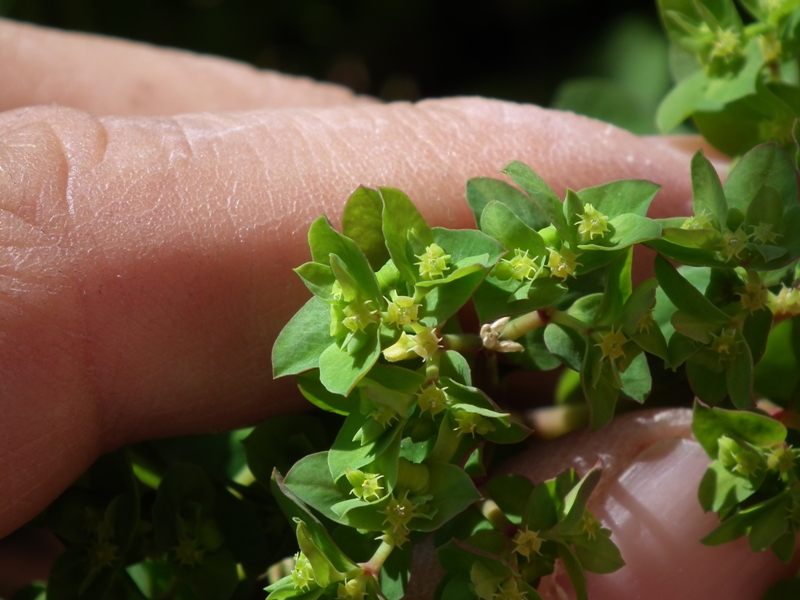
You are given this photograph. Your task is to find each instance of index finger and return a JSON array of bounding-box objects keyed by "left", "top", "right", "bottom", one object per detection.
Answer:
[{"left": 0, "top": 18, "right": 369, "bottom": 115}]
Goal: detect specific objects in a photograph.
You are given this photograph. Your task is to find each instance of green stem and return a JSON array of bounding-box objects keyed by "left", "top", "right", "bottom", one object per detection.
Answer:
[
  {"left": 441, "top": 333, "right": 482, "bottom": 353},
  {"left": 479, "top": 499, "right": 513, "bottom": 532},
  {"left": 502, "top": 310, "right": 547, "bottom": 341},
  {"left": 426, "top": 351, "right": 441, "bottom": 381},
  {"left": 548, "top": 309, "right": 591, "bottom": 335},
  {"left": 361, "top": 539, "right": 395, "bottom": 576}
]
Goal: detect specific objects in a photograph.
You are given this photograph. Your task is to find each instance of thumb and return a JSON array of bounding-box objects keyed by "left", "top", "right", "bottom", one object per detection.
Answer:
[{"left": 504, "top": 409, "right": 798, "bottom": 600}]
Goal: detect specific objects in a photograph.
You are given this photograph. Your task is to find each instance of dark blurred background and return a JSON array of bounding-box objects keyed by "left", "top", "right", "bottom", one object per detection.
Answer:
[{"left": 0, "top": 0, "right": 674, "bottom": 134}]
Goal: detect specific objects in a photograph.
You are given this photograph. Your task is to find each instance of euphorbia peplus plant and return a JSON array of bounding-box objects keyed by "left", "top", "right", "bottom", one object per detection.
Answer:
[{"left": 264, "top": 141, "right": 800, "bottom": 600}]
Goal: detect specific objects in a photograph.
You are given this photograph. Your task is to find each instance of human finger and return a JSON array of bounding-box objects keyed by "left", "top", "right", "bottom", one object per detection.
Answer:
[
  {"left": 0, "top": 18, "right": 370, "bottom": 116},
  {"left": 0, "top": 98, "right": 698, "bottom": 541}
]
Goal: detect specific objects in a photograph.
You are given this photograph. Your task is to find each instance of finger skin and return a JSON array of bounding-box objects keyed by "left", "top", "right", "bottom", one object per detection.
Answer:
[
  {"left": 0, "top": 18, "right": 369, "bottom": 116},
  {"left": 0, "top": 98, "right": 696, "bottom": 541}
]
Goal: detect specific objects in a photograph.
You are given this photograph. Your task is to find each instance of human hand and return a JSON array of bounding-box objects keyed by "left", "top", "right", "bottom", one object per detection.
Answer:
[{"left": 0, "top": 18, "right": 793, "bottom": 599}]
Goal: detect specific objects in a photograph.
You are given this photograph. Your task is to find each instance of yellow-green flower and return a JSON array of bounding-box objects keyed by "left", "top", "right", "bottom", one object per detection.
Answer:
[
  {"left": 681, "top": 211, "right": 714, "bottom": 230},
  {"left": 767, "top": 445, "right": 795, "bottom": 474},
  {"left": 342, "top": 300, "right": 378, "bottom": 333},
  {"left": 596, "top": 327, "right": 628, "bottom": 362},
  {"left": 575, "top": 203, "right": 609, "bottom": 242},
  {"left": 418, "top": 383, "right": 449, "bottom": 416},
  {"left": 370, "top": 404, "right": 399, "bottom": 428},
  {"left": 499, "top": 248, "right": 541, "bottom": 281},
  {"left": 738, "top": 282, "right": 767, "bottom": 314},
  {"left": 547, "top": 247, "right": 579, "bottom": 280},
  {"left": 291, "top": 553, "right": 316, "bottom": 591},
  {"left": 493, "top": 579, "right": 528, "bottom": 600},
  {"left": 385, "top": 292, "right": 420, "bottom": 327},
  {"left": 512, "top": 527, "right": 543, "bottom": 559},
  {"left": 346, "top": 470, "right": 385, "bottom": 501},
  {"left": 415, "top": 243, "right": 451, "bottom": 280},
  {"left": 719, "top": 227, "right": 748, "bottom": 261},
  {"left": 337, "top": 577, "right": 367, "bottom": 600},
  {"left": 750, "top": 222, "right": 780, "bottom": 245},
  {"left": 580, "top": 512, "right": 601, "bottom": 541},
  {"left": 383, "top": 327, "right": 440, "bottom": 362},
  {"left": 769, "top": 285, "right": 800, "bottom": 316},
  {"left": 710, "top": 328, "right": 738, "bottom": 358},
  {"left": 453, "top": 410, "right": 494, "bottom": 437}
]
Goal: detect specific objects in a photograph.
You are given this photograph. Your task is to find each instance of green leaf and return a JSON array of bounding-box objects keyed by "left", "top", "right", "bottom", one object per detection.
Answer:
[
  {"left": 671, "top": 310, "right": 719, "bottom": 343},
  {"left": 691, "top": 150, "right": 727, "bottom": 229},
  {"left": 555, "top": 542, "right": 588, "bottom": 600},
  {"left": 619, "top": 351, "right": 652, "bottom": 403},
  {"left": 571, "top": 531, "right": 626, "bottom": 574},
  {"left": 697, "top": 460, "right": 760, "bottom": 512},
  {"left": 522, "top": 480, "right": 559, "bottom": 532},
  {"left": 297, "top": 370, "right": 357, "bottom": 415},
  {"left": 770, "top": 531, "right": 796, "bottom": 564},
  {"left": 725, "top": 333, "right": 754, "bottom": 409},
  {"left": 577, "top": 179, "right": 661, "bottom": 218},
  {"left": 318, "top": 328, "right": 381, "bottom": 396},
  {"left": 243, "top": 415, "right": 329, "bottom": 487},
  {"left": 749, "top": 494, "right": 791, "bottom": 553},
  {"left": 559, "top": 464, "right": 602, "bottom": 534},
  {"left": 284, "top": 452, "right": 351, "bottom": 523},
  {"left": 480, "top": 201, "right": 547, "bottom": 258},
  {"left": 659, "top": 221, "right": 721, "bottom": 249},
  {"left": 381, "top": 187, "right": 434, "bottom": 287},
  {"left": 308, "top": 216, "right": 382, "bottom": 305},
  {"left": 466, "top": 176, "right": 549, "bottom": 231},
  {"left": 724, "top": 143, "right": 799, "bottom": 214},
  {"left": 762, "top": 577, "right": 800, "bottom": 600},
  {"left": 411, "top": 462, "right": 482, "bottom": 532},
  {"left": 294, "top": 262, "right": 337, "bottom": 300},
  {"left": 503, "top": 161, "right": 571, "bottom": 241},
  {"left": 744, "top": 185, "right": 785, "bottom": 233},
  {"left": 700, "top": 501, "right": 760, "bottom": 545},
  {"left": 654, "top": 255, "right": 731, "bottom": 324},
  {"left": 692, "top": 401, "right": 787, "bottom": 459},
  {"left": 342, "top": 186, "right": 390, "bottom": 270},
  {"left": 544, "top": 324, "right": 586, "bottom": 372},
  {"left": 657, "top": 69, "right": 710, "bottom": 133},
  {"left": 485, "top": 475, "right": 534, "bottom": 525},
  {"left": 270, "top": 471, "right": 357, "bottom": 576},
  {"left": 592, "top": 249, "right": 632, "bottom": 327},
  {"left": 742, "top": 308, "right": 773, "bottom": 364},
  {"left": 668, "top": 331, "right": 701, "bottom": 368},
  {"left": 704, "top": 38, "right": 764, "bottom": 104},
  {"left": 440, "top": 350, "right": 472, "bottom": 386},
  {"left": 582, "top": 345, "right": 620, "bottom": 430},
  {"left": 473, "top": 276, "right": 567, "bottom": 322},
  {"left": 686, "top": 359, "right": 728, "bottom": 405},
  {"left": 273, "top": 297, "right": 333, "bottom": 378},
  {"left": 295, "top": 520, "right": 343, "bottom": 588},
  {"left": 328, "top": 411, "right": 404, "bottom": 482},
  {"left": 646, "top": 238, "right": 728, "bottom": 268}
]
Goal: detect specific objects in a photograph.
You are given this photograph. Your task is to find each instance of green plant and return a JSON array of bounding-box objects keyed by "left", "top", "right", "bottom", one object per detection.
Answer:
[
  {"left": 657, "top": 0, "right": 800, "bottom": 163},
  {"left": 12, "top": 2, "right": 800, "bottom": 599}
]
